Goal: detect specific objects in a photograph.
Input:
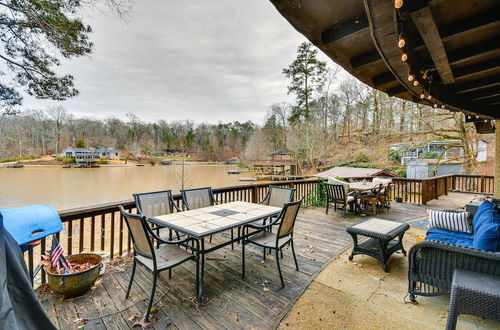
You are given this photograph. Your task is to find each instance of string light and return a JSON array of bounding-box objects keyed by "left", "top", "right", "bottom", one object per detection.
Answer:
[
  {"left": 413, "top": 80, "right": 419, "bottom": 86},
  {"left": 401, "top": 53, "right": 408, "bottom": 61},
  {"left": 427, "top": 95, "right": 432, "bottom": 100},
  {"left": 394, "top": 0, "right": 403, "bottom": 9},
  {"left": 398, "top": 36, "right": 406, "bottom": 48},
  {"left": 467, "top": 115, "right": 471, "bottom": 119},
  {"left": 408, "top": 74, "right": 415, "bottom": 82},
  {"left": 441, "top": 105, "right": 446, "bottom": 109},
  {"left": 433, "top": 104, "right": 438, "bottom": 108},
  {"left": 484, "top": 119, "right": 488, "bottom": 123},
  {"left": 420, "top": 93, "right": 425, "bottom": 99}
]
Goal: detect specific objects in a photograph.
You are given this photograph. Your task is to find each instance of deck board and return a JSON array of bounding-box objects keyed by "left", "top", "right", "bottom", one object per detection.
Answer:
[{"left": 38, "top": 201, "right": 452, "bottom": 329}]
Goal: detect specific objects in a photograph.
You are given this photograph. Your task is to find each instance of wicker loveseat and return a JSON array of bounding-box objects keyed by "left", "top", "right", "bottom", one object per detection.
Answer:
[{"left": 408, "top": 201, "right": 500, "bottom": 302}]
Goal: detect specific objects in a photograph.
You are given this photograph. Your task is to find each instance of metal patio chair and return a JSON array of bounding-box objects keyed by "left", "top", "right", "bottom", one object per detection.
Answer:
[
  {"left": 325, "top": 183, "right": 357, "bottom": 217},
  {"left": 259, "top": 185, "right": 296, "bottom": 207},
  {"left": 181, "top": 187, "right": 233, "bottom": 246},
  {"left": 134, "top": 190, "right": 182, "bottom": 243},
  {"left": 360, "top": 183, "right": 384, "bottom": 215},
  {"left": 241, "top": 198, "right": 303, "bottom": 288},
  {"left": 118, "top": 206, "right": 198, "bottom": 322}
]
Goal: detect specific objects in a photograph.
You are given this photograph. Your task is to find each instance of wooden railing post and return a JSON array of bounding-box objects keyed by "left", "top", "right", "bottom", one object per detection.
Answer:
[
  {"left": 251, "top": 185, "right": 258, "bottom": 203},
  {"left": 421, "top": 179, "right": 429, "bottom": 205}
]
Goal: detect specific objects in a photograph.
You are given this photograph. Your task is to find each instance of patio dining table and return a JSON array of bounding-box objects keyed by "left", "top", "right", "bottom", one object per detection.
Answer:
[
  {"left": 149, "top": 201, "right": 282, "bottom": 298},
  {"left": 348, "top": 181, "right": 380, "bottom": 192}
]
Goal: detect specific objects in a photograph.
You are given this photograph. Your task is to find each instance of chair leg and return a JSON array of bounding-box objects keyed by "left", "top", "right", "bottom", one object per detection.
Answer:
[
  {"left": 281, "top": 250, "right": 283, "bottom": 258},
  {"left": 125, "top": 259, "right": 136, "bottom": 299},
  {"left": 326, "top": 201, "right": 329, "bottom": 214},
  {"left": 145, "top": 271, "right": 158, "bottom": 322},
  {"left": 276, "top": 249, "right": 284, "bottom": 288},
  {"left": 168, "top": 268, "right": 172, "bottom": 279},
  {"left": 231, "top": 229, "right": 234, "bottom": 250},
  {"left": 209, "top": 235, "right": 212, "bottom": 243},
  {"left": 241, "top": 240, "right": 246, "bottom": 278},
  {"left": 263, "top": 247, "right": 266, "bottom": 261},
  {"left": 291, "top": 239, "right": 299, "bottom": 271},
  {"left": 445, "top": 301, "right": 459, "bottom": 330}
]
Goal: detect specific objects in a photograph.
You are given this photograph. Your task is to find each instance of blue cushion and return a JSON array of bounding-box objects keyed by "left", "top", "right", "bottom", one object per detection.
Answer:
[
  {"left": 472, "top": 201, "right": 496, "bottom": 231},
  {"left": 425, "top": 227, "right": 474, "bottom": 248},
  {"left": 472, "top": 202, "right": 500, "bottom": 251}
]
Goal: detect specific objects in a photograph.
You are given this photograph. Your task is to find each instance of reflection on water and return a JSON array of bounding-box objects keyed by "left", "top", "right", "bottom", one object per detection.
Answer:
[{"left": 0, "top": 164, "right": 247, "bottom": 210}]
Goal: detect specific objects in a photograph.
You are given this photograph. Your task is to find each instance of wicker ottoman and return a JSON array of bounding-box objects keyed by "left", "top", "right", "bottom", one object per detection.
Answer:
[
  {"left": 446, "top": 269, "right": 500, "bottom": 330},
  {"left": 346, "top": 218, "right": 409, "bottom": 272}
]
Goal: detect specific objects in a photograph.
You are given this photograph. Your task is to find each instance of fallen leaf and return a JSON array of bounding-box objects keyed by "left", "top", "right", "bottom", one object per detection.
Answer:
[
  {"left": 127, "top": 314, "right": 140, "bottom": 322},
  {"left": 132, "top": 319, "right": 151, "bottom": 328},
  {"left": 263, "top": 287, "right": 269, "bottom": 292}
]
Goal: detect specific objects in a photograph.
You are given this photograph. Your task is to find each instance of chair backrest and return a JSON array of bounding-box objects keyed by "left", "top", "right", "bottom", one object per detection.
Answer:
[
  {"left": 181, "top": 187, "right": 215, "bottom": 210},
  {"left": 119, "top": 205, "right": 154, "bottom": 259},
  {"left": 373, "top": 183, "right": 384, "bottom": 197},
  {"left": 134, "top": 190, "right": 175, "bottom": 218},
  {"left": 325, "top": 183, "right": 347, "bottom": 202},
  {"left": 262, "top": 185, "right": 296, "bottom": 207},
  {"left": 277, "top": 198, "right": 303, "bottom": 238}
]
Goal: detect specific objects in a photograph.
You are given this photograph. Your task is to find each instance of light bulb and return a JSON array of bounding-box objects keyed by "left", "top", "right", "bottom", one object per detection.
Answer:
[
  {"left": 427, "top": 95, "right": 432, "bottom": 100},
  {"left": 476, "top": 116, "right": 479, "bottom": 119},
  {"left": 420, "top": 94, "right": 425, "bottom": 99},
  {"left": 408, "top": 74, "right": 415, "bottom": 82},
  {"left": 484, "top": 119, "right": 488, "bottom": 123},
  {"left": 395, "top": 0, "right": 403, "bottom": 9},
  {"left": 413, "top": 80, "right": 419, "bottom": 86},
  {"left": 467, "top": 116, "right": 471, "bottom": 119},
  {"left": 434, "top": 104, "right": 438, "bottom": 108},
  {"left": 401, "top": 53, "right": 408, "bottom": 61},
  {"left": 398, "top": 38, "right": 405, "bottom": 48},
  {"left": 441, "top": 105, "right": 446, "bottom": 109}
]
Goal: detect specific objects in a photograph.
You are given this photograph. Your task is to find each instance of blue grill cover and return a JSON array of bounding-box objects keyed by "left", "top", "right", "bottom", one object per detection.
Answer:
[{"left": 0, "top": 205, "right": 62, "bottom": 246}]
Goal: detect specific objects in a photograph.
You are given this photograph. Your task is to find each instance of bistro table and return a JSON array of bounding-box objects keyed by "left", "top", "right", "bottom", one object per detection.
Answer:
[{"left": 149, "top": 201, "right": 282, "bottom": 298}]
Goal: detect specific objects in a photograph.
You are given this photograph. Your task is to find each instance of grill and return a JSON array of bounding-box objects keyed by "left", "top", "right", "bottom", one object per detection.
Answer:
[{"left": 0, "top": 204, "right": 63, "bottom": 251}]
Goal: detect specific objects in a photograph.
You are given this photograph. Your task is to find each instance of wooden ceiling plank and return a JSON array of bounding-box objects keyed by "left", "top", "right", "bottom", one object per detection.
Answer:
[
  {"left": 322, "top": 15, "right": 369, "bottom": 45},
  {"left": 387, "top": 85, "right": 407, "bottom": 97},
  {"left": 411, "top": 7, "right": 455, "bottom": 84},
  {"left": 462, "top": 86, "right": 500, "bottom": 100}
]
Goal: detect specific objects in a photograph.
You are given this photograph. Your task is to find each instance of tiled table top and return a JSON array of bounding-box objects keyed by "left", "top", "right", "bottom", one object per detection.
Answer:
[{"left": 150, "top": 201, "right": 282, "bottom": 238}]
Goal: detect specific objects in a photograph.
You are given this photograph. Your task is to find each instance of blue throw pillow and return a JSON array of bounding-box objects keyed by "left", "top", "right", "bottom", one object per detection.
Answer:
[{"left": 472, "top": 202, "right": 500, "bottom": 251}]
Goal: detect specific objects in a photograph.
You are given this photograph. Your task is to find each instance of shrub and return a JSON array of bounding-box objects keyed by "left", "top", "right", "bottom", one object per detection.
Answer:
[
  {"left": 388, "top": 150, "right": 401, "bottom": 163},
  {"left": 55, "top": 156, "right": 64, "bottom": 161},
  {"left": 62, "top": 157, "right": 76, "bottom": 164},
  {"left": 99, "top": 158, "right": 109, "bottom": 164},
  {"left": 75, "top": 139, "right": 85, "bottom": 148},
  {"left": 148, "top": 159, "right": 157, "bottom": 166},
  {"left": 353, "top": 151, "right": 370, "bottom": 163}
]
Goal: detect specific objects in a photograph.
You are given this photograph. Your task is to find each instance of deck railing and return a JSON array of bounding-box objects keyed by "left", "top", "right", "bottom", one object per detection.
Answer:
[
  {"left": 26, "top": 174, "right": 493, "bottom": 287},
  {"left": 28, "top": 178, "right": 322, "bottom": 287}
]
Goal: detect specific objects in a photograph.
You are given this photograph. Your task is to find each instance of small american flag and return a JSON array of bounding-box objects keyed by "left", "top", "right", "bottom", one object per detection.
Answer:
[{"left": 50, "top": 235, "right": 64, "bottom": 269}]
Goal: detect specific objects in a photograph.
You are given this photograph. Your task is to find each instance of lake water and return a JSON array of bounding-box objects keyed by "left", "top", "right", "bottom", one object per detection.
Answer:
[{"left": 0, "top": 164, "right": 249, "bottom": 210}]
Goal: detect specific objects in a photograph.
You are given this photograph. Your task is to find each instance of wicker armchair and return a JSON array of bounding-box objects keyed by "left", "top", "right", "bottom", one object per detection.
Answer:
[{"left": 408, "top": 240, "right": 500, "bottom": 302}]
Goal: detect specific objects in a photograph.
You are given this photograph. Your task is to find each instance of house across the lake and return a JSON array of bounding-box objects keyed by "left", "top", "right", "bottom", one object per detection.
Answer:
[
  {"left": 60, "top": 147, "right": 101, "bottom": 167},
  {"left": 95, "top": 147, "right": 119, "bottom": 159}
]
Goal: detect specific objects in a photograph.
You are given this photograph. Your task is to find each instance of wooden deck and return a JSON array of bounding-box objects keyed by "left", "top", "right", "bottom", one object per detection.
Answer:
[{"left": 38, "top": 196, "right": 470, "bottom": 329}]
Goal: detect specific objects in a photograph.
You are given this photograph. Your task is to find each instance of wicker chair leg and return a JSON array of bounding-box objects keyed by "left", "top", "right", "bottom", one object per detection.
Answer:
[
  {"left": 145, "top": 272, "right": 158, "bottom": 322},
  {"left": 445, "top": 300, "right": 459, "bottom": 330},
  {"left": 125, "top": 259, "right": 136, "bottom": 299}
]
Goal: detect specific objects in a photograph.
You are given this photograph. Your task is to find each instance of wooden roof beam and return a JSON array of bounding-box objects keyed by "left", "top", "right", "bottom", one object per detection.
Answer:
[
  {"left": 371, "top": 72, "right": 397, "bottom": 86},
  {"left": 453, "top": 57, "right": 500, "bottom": 79},
  {"left": 484, "top": 95, "right": 500, "bottom": 106},
  {"left": 461, "top": 86, "right": 500, "bottom": 101},
  {"left": 322, "top": 15, "right": 369, "bottom": 45},
  {"left": 440, "top": 9, "right": 500, "bottom": 40},
  {"left": 411, "top": 7, "right": 455, "bottom": 84},
  {"left": 453, "top": 74, "right": 500, "bottom": 94},
  {"left": 448, "top": 37, "right": 500, "bottom": 65},
  {"left": 387, "top": 85, "right": 408, "bottom": 97},
  {"left": 349, "top": 51, "right": 381, "bottom": 69}
]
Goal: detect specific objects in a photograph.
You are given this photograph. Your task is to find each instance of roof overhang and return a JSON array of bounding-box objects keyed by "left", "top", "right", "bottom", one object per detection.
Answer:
[{"left": 269, "top": 0, "right": 500, "bottom": 124}]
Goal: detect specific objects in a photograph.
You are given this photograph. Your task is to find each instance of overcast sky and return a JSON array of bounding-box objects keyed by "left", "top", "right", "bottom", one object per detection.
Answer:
[{"left": 20, "top": 0, "right": 337, "bottom": 124}]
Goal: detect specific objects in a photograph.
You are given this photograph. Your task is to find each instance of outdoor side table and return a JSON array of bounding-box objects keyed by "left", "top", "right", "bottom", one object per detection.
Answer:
[
  {"left": 346, "top": 218, "right": 409, "bottom": 272},
  {"left": 446, "top": 269, "right": 500, "bottom": 330}
]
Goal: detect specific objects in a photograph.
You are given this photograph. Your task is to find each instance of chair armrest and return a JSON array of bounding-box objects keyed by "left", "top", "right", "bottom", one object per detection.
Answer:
[
  {"left": 245, "top": 217, "right": 280, "bottom": 230},
  {"left": 409, "top": 240, "right": 500, "bottom": 262},
  {"left": 148, "top": 228, "right": 197, "bottom": 246},
  {"left": 172, "top": 202, "right": 182, "bottom": 213}
]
